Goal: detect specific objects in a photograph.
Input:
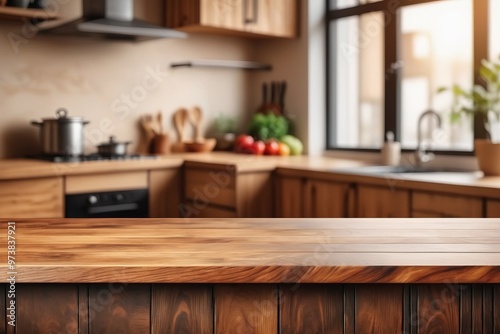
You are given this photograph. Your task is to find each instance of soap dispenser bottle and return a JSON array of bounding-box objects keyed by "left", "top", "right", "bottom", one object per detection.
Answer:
[{"left": 381, "top": 131, "right": 401, "bottom": 166}]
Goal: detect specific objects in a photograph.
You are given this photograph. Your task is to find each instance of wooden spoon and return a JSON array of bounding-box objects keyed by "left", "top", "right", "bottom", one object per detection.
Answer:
[
  {"left": 138, "top": 114, "right": 157, "bottom": 154},
  {"left": 190, "top": 106, "right": 203, "bottom": 143},
  {"left": 157, "top": 111, "right": 164, "bottom": 135},
  {"left": 172, "top": 108, "right": 189, "bottom": 153}
]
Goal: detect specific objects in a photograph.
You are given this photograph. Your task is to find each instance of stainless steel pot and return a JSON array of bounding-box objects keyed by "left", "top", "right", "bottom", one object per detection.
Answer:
[
  {"left": 97, "top": 136, "right": 131, "bottom": 156},
  {"left": 31, "top": 108, "right": 89, "bottom": 156}
]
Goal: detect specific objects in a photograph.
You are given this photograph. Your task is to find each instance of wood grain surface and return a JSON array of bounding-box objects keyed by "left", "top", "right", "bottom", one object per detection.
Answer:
[
  {"left": 355, "top": 285, "right": 403, "bottom": 333},
  {"left": 280, "top": 284, "right": 343, "bottom": 334},
  {"left": 152, "top": 284, "right": 213, "bottom": 334},
  {"left": 2, "top": 282, "right": 499, "bottom": 334},
  {"left": 495, "top": 285, "right": 500, "bottom": 333},
  {"left": 16, "top": 284, "right": 79, "bottom": 334},
  {"left": 215, "top": 284, "right": 277, "bottom": 334},
  {"left": 0, "top": 177, "right": 64, "bottom": 218},
  {"left": 88, "top": 284, "right": 150, "bottom": 333},
  {"left": 2, "top": 218, "right": 500, "bottom": 283},
  {"left": 418, "top": 285, "right": 460, "bottom": 333}
]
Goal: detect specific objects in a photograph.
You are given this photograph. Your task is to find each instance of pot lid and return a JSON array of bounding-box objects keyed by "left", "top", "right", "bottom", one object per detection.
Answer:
[
  {"left": 41, "top": 108, "right": 88, "bottom": 123},
  {"left": 98, "top": 136, "right": 132, "bottom": 147}
]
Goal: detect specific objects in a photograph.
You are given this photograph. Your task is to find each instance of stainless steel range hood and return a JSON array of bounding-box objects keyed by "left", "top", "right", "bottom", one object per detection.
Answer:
[{"left": 36, "top": 0, "right": 187, "bottom": 40}]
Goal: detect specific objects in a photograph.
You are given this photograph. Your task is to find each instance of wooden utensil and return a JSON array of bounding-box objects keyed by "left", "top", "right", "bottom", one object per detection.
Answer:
[
  {"left": 157, "top": 111, "right": 164, "bottom": 135},
  {"left": 138, "top": 114, "right": 157, "bottom": 154},
  {"left": 190, "top": 106, "right": 203, "bottom": 142},
  {"left": 171, "top": 108, "right": 189, "bottom": 153}
]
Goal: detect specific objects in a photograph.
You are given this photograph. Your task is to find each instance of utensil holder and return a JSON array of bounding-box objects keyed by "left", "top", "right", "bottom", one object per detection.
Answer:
[{"left": 153, "top": 134, "right": 170, "bottom": 155}]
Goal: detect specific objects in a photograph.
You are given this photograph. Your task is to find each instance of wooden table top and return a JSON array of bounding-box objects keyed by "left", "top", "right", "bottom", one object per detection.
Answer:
[{"left": 2, "top": 219, "right": 500, "bottom": 283}]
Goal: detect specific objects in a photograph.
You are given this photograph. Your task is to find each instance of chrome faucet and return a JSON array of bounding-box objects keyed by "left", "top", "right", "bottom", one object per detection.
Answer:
[{"left": 415, "top": 110, "right": 442, "bottom": 167}]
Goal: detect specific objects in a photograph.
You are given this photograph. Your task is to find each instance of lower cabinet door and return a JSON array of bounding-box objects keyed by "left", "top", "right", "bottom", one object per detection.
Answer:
[
  {"left": 357, "top": 185, "right": 410, "bottom": 218},
  {"left": 0, "top": 177, "right": 64, "bottom": 218},
  {"left": 304, "top": 180, "right": 352, "bottom": 218}
]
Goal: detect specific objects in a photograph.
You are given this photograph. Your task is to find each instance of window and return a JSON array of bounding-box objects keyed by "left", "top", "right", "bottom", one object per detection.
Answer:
[{"left": 327, "top": 0, "right": 494, "bottom": 153}]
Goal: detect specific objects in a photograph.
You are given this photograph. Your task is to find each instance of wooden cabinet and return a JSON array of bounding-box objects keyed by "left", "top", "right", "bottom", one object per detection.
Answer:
[
  {"left": 149, "top": 169, "right": 182, "bottom": 218},
  {"left": 166, "top": 0, "right": 298, "bottom": 38},
  {"left": 275, "top": 176, "right": 354, "bottom": 218},
  {"left": 357, "top": 185, "right": 410, "bottom": 218},
  {"left": 412, "top": 191, "right": 483, "bottom": 218},
  {"left": 65, "top": 171, "right": 148, "bottom": 194},
  {"left": 275, "top": 176, "right": 304, "bottom": 218},
  {"left": 304, "top": 179, "right": 353, "bottom": 218},
  {"left": 0, "top": 177, "right": 64, "bottom": 218},
  {"left": 183, "top": 166, "right": 273, "bottom": 218},
  {"left": 486, "top": 199, "right": 500, "bottom": 217}
]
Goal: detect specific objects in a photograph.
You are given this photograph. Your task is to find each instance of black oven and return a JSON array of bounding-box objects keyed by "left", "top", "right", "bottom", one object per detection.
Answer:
[{"left": 65, "top": 189, "right": 149, "bottom": 218}]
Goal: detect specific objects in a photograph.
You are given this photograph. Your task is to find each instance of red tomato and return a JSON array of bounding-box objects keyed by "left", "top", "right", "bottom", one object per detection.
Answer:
[
  {"left": 264, "top": 140, "right": 280, "bottom": 155},
  {"left": 235, "top": 135, "right": 254, "bottom": 153},
  {"left": 250, "top": 140, "right": 266, "bottom": 155}
]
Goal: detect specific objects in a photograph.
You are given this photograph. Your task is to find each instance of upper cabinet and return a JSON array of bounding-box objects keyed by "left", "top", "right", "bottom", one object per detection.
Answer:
[
  {"left": 166, "top": 0, "right": 298, "bottom": 38},
  {"left": 0, "top": 7, "right": 57, "bottom": 20}
]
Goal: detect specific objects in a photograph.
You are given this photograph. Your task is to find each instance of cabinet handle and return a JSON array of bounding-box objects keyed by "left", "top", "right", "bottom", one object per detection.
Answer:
[
  {"left": 243, "top": 0, "right": 258, "bottom": 24},
  {"left": 310, "top": 184, "right": 317, "bottom": 218},
  {"left": 345, "top": 185, "right": 357, "bottom": 218}
]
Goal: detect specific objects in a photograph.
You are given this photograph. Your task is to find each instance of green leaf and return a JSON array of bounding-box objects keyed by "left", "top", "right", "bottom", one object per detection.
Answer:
[
  {"left": 437, "top": 86, "right": 448, "bottom": 94},
  {"left": 480, "top": 60, "right": 498, "bottom": 83}
]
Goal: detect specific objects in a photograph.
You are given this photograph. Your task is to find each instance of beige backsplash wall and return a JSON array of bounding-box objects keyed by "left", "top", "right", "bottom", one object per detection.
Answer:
[{"left": 0, "top": 20, "right": 254, "bottom": 158}]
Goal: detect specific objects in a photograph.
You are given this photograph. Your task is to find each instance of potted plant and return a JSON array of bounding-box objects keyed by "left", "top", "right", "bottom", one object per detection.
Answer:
[{"left": 439, "top": 56, "right": 500, "bottom": 175}]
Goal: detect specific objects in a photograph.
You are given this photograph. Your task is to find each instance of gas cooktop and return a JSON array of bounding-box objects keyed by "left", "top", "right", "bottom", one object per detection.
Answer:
[{"left": 30, "top": 154, "right": 159, "bottom": 163}]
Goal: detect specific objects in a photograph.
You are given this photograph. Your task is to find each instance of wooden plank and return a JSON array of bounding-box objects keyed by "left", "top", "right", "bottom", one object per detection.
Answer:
[
  {"left": 5, "top": 284, "right": 13, "bottom": 334},
  {"left": 237, "top": 172, "right": 274, "bottom": 218},
  {"left": 215, "top": 284, "right": 277, "bottom": 334},
  {"left": 355, "top": 285, "right": 403, "bottom": 333},
  {"left": 8, "top": 217, "right": 500, "bottom": 231},
  {"left": 418, "top": 285, "right": 460, "bottom": 333},
  {"left": 89, "top": 284, "right": 150, "bottom": 333},
  {"left": 280, "top": 284, "right": 343, "bottom": 334},
  {"left": 79, "top": 284, "right": 89, "bottom": 334},
  {"left": 16, "top": 284, "right": 78, "bottom": 333},
  {"left": 460, "top": 285, "right": 472, "bottom": 334},
  {"left": 357, "top": 185, "right": 410, "bottom": 218},
  {"left": 494, "top": 285, "right": 500, "bottom": 333},
  {"left": 344, "top": 285, "right": 356, "bottom": 334},
  {"left": 0, "top": 177, "right": 63, "bottom": 218},
  {"left": 152, "top": 284, "right": 212, "bottom": 334},
  {"left": 413, "top": 192, "right": 483, "bottom": 218},
  {"left": 0, "top": 285, "right": 5, "bottom": 334},
  {"left": 12, "top": 265, "right": 500, "bottom": 284},
  {"left": 149, "top": 169, "right": 182, "bottom": 218},
  {"left": 483, "top": 285, "right": 494, "bottom": 333},
  {"left": 5, "top": 218, "right": 500, "bottom": 283},
  {"left": 65, "top": 171, "right": 148, "bottom": 194}
]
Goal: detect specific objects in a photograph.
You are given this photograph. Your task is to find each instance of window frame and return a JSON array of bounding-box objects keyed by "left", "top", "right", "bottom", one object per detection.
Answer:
[{"left": 325, "top": 0, "right": 490, "bottom": 155}]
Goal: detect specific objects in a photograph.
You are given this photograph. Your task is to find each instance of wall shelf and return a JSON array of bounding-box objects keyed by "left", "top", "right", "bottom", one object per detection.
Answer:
[
  {"left": 170, "top": 59, "right": 272, "bottom": 71},
  {"left": 0, "top": 6, "right": 57, "bottom": 20}
]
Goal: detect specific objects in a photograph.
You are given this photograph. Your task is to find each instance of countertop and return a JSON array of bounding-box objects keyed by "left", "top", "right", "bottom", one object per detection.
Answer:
[
  {"left": 5, "top": 218, "right": 500, "bottom": 283},
  {"left": 2, "top": 152, "right": 500, "bottom": 198},
  {"left": 0, "top": 153, "right": 368, "bottom": 179}
]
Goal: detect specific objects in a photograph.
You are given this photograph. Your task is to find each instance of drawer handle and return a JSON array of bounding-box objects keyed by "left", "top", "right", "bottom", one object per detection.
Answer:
[
  {"left": 88, "top": 203, "right": 139, "bottom": 215},
  {"left": 243, "top": 0, "right": 258, "bottom": 24}
]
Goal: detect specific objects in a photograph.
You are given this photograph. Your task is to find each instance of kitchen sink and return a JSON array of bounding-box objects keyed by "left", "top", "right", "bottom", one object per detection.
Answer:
[{"left": 335, "top": 165, "right": 471, "bottom": 175}]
